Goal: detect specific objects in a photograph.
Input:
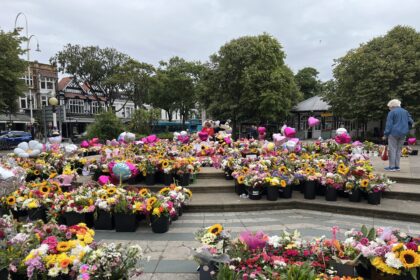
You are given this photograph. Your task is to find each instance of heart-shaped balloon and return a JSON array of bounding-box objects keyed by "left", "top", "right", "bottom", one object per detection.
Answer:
[
  {"left": 98, "top": 175, "right": 111, "bottom": 186},
  {"left": 408, "top": 138, "right": 417, "bottom": 145},
  {"left": 198, "top": 131, "right": 209, "bottom": 141},
  {"left": 80, "top": 140, "right": 89, "bottom": 148},
  {"left": 308, "top": 117, "right": 320, "bottom": 127},
  {"left": 284, "top": 127, "right": 296, "bottom": 138}
]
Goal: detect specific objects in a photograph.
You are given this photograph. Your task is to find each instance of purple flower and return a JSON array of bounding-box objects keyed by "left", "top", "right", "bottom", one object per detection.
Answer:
[
  {"left": 239, "top": 231, "right": 267, "bottom": 250},
  {"left": 406, "top": 242, "right": 418, "bottom": 251}
]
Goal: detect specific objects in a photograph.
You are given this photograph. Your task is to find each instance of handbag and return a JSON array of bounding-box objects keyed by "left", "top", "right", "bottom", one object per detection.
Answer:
[{"left": 381, "top": 145, "right": 389, "bottom": 161}]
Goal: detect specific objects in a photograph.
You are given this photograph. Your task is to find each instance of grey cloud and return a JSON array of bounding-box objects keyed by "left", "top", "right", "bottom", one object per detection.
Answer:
[{"left": 1, "top": 0, "right": 419, "bottom": 80}]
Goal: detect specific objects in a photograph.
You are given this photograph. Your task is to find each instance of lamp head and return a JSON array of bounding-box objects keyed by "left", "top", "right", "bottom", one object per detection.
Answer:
[{"left": 49, "top": 97, "right": 58, "bottom": 106}]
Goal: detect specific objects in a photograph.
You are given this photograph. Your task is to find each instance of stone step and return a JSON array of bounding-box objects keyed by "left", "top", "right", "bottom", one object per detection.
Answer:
[{"left": 186, "top": 192, "right": 420, "bottom": 223}]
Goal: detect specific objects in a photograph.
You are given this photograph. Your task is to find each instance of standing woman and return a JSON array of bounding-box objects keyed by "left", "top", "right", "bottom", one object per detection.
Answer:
[{"left": 383, "top": 99, "right": 414, "bottom": 171}]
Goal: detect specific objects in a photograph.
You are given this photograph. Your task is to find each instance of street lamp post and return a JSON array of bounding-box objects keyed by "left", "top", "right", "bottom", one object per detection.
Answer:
[
  {"left": 14, "top": 12, "right": 41, "bottom": 138},
  {"left": 49, "top": 96, "right": 59, "bottom": 136}
]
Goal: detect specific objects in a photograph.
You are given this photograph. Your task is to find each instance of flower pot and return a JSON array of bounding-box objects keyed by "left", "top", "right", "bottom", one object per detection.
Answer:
[
  {"left": 145, "top": 173, "right": 155, "bottom": 185},
  {"left": 368, "top": 192, "right": 381, "bottom": 205},
  {"left": 155, "top": 171, "right": 164, "bottom": 184},
  {"left": 338, "top": 189, "right": 349, "bottom": 198},
  {"left": 316, "top": 183, "right": 326, "bottom": 196},
  {"left": 281, "top": 185, "right": 293, "bottom": 199},
  {"left": 248, "top": 187, "right": 262, "bottom": 200},
  {"left": 10, "top": 272, "right": 29, "bottom": 280},
  {"left": 178, "top": 206, "right": 183, "bottom": 217},
  {"left": 114, "top": 213, "right": 138, "bottom": 232},
  {"left": 349, "top": 188, "right": 362, "bottom": 202},
  {"left": 179, "top": 173, "right": 190, "bottom": 187},
  {"left": 65, "top": 212, "right": 94, "bottom": 227},
  {"left": 234, "top": 181, "right": 246, "bottom": 195},
  {"left": 325, "top": 187, "right": 338, "bottom": 201},
  {"left": 199, "top": 263, "right": 217, "bottom": 280},
  {"left": 266, "top": 186, "right": 279, "bottom": 201},
  {"left": 163, "top": 173, "right": 173, "bottom": 186},
  {"left": 28, "top": 207, "right": 47, "bottom": 223},
  {"left": 304, "top": 181, "right": 316, "bottom": 199},
  {"left": 11, "top": 209, "right": 28, "bottom": 219},
  {"left": 0, "top": 269, "right": 8, "bottom": 280},
  {"left": 151, "top": 215, "right": 170, "bottom": 233},
  {"left": 224, "top": 169, "right": 233, "bottom": 180},
  {"left": 331, "top": 262, "right": 357, "bottom": 277},
  {"left": 293, "top": 182, "right": 303, "bottom": 192},
  {"left": 355, "top": 263, "right": 371, "bottom": 278},
  {"left": 0, "top": 207, "right": 10, "bottom": 216},
  {"left": 410, "top": 150, "right": 418, "bottom": 156},
  {"left": 370, "top": 268, "right": 398, "bottom": 280},
  {"left": 94, "top": 210, "right": 114, "bottom": 230}
]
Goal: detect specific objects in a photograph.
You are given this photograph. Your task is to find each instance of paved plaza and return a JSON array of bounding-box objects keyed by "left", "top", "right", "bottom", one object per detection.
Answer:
[{"left": 96, "top": 209, "right": 420, "bottom": 279}]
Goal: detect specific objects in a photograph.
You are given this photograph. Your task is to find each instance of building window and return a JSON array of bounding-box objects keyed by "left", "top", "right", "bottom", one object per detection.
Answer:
[
  {"left": 125, "top": 107, "right": 134, "bottom": 118},
  {"left": 20, "top": 97, "right": 28, "bottom": 109},
  {"left": 41, "top": 96, "right": 48, "bottom": 108},
  {"left": 91, "top": 101, "right": 105, "bottom": 114},
  {"left": 40, "top": 78, "right": 54, "bottom": 90},
  {"left": 66, "top": 99, "right": 85, "bottom": 114},
  {"left": 22, "top": 75, "right": 33, "bottom": 87}
]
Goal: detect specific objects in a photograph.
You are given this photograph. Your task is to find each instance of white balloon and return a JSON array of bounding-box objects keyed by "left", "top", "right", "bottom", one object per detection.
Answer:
[
  {"left": 28, "top": 150, "right": 40, "bottom": 157},
  {"left": 28, "top": 140, "right": 39, "bottom": 150},
  {"left": 336, "top": 128, "right": 347, "bottom": 136},
  {"left": 17, "top": 142, "right": 29, "bottom": 151},
  {"left": 14, "top": 147, "right": 25, "bottom": 155},
  {"left": 286, "top": 140, "right": 296, "bottom": 151},
  {"left": 180, "top": 131, "right": 188, "bottom": 136}
]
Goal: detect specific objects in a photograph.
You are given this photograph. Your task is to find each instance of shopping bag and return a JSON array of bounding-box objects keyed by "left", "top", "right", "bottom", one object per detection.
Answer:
[{"left": 381, "top": 145, "right": 388, "bottom": 161}]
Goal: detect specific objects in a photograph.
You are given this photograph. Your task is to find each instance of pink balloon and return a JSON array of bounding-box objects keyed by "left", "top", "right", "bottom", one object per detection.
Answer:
[
  {"left": 98, "top": 175, "right": 110, "bottom": 186},
  {"left": 257, "top": 127, "right": 266, "bottom": 134},
  {"left": 284, "top": 127, "right": 296, "bottom": 138},
  {"left": 335, "top": 133, "right": 351, "bottom": 144},
  {"left": 198, "top": 131, "right": 209, "bottom": 141},
  {"left": 126, "top": 162, "right": 139, "bottom": 176},
  {"left": 178, "top": 135, "right": 190, "bottom": 144},
  {"left": 308, "top": 117, "right": 320, "bottom": 127},
  {"left": 352, "top": 141, "right": 362, "bottom": 146},
  {"left": 80, "top": 140, "right": 89, "bottom": 148},
  {"left": 408, "top": 138, "right": 417, "bottom": 145},
  {"left": 147, "top": 134, "right": 157, "bottom": 143}
]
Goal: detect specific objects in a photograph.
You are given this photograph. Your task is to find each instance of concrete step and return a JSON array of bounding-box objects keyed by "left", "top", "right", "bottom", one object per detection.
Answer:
[{"left": 186, "top": 192, "right": 420, "bottom": 223}]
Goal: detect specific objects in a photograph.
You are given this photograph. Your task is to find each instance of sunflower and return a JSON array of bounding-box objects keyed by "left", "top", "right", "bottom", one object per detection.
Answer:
[
  {"left": 147, "top": 197, "right": 157, "bottom": 207},
  {"left": 201, "top": 145, "right": 206, "bottom": 151},
  {"left": 208, "top": 224, "right": 223, "bottom": 235},
  {"left": 34, "top": 170, "right": 41, "bottom": 176},
  {"left": 185, "top": 189, "right": 193, "bottom": 198},
  {"left": 318, "top": 162, "right": 326, "bottom": 169},
  {"left": 161, "top": 160, "right": 170, "bottom": 169},
  {"left": 371, "top": 257, "right": 401, "bottom": 275},
  {"left": 51, "top": 181, "right": 60, "bottom": 189},
  {"left": 392, "top": 243, "right": 404, "bottom": 252},
  {"left": 180, "top": 147, "right": 186, "bottom": 153},
  {"left": 56, "top": 241, "right": 71, "bottom": 252},
  {"left": 399, "top": 250, "right": 420, "bottom": 269},
  {"left": 279, "top": 166, "right": 287, "bottom": 173},
  {"left": 49, "top": 172, "right": 58, "bottom": 179},
  {"left": 107, "top": 187, "right": 117, "bottom": 195},
  {"left": 360, "top": 179, "right": 369, "bottom": 188},
  {"left": 159, "top": 187, "right": 171, "bottom": 195},
  {"left": 280, "top": 180, "right": 287, "bottom": 188},
  {"left": 237, "top": 176, "right": 245, "bottom": 185},
  {"left": 139, "top": 188, "right": 149, "bottom": 197},
  {"left": 6, "top": 196, "right": 16, "bottom": 206},
  {"left": 100, "top": 194, "right": 108, "bottom": 200},
  {"left": 39, "top": 185, "right": 50, "bottom": 195},
  {"left": 243, "top": 167, "right": 249, "bottom": 173}
]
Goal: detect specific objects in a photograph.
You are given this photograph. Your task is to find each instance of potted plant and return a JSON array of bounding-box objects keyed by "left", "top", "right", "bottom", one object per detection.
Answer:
[
  {"left": 148, "top": 196, "right": 173, "bottom": 233},
  {"left": 93, "top": 185, "right": 123, "bottom": 230},
  {"left": 265, "top": 176, "right": 280, "bottom": 201},
  {"left": 61, "top": 185, "right": 96, "bottom": 227},
  {"left": 114, "top": 193, "right": 140, "bottom": 232}
]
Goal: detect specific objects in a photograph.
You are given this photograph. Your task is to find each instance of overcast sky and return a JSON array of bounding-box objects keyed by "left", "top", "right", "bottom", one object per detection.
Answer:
[{"left": 1, "top": 0, "right": 419, "bottom": 81}]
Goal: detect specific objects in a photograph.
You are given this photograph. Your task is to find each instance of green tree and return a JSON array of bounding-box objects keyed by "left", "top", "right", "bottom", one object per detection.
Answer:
[
  {"left": 107, "top": 59, "right": 155, "bottom": 109},
  {"left": 327, "top": 25, "right": 420, "bottom": 125},
  {"left": 294, "top": 67, "right": 322, "bottom": 100},
  {"left": 86, "top": 111, "right": 124, "bottom": 140},
  {"left": 127, "top": 108, "right": 160, "bottom": 135},
  {"left": 0, "top": 29, "right": 26, "bottom": 115},
  {"left": 150, "top": 57, "right": 201, "bottom": 125},
  {"left": 50, "top": 44, "right": 130, "bottom": 108},
  {"left": 202, "top": 33, "right": 300, "bottom": 137}
]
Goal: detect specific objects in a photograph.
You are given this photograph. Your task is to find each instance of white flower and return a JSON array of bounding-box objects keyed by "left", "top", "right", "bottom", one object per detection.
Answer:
[
  {"left": 385, "top": 252, "right": 403, "bottom": 269},
  {"left": 38, "top": 244, "right": 50, "bottom": 256},
  {"left": 268, "top": 235, "right": 281, "bottom": 248},
  {"left": 48, "top": 266, "right": 60, "bottom": 277}
]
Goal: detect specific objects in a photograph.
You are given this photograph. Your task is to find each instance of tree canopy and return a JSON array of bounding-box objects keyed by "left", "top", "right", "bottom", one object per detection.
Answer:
[
  {"left": 50, "top": 44, "right": 130, "bottom": 107},
  {"left": 294, "top": 67, "right": 322, "bottom": 100},
  {"left": 201, "top": 33, "right": 300, "bottom": 137},
  {"left": 325, "top": 25, "right": 420, "bottom": 123},
  {"left": 0, "top": 28, "right": 26, "bottom": 115}
]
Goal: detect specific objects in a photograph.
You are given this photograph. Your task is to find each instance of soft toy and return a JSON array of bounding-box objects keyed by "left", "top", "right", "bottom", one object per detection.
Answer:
[
  {"left": 14, "top": 140, "right": 43, "bottom": 158},
  {"left": 272, "top": 133, "right": 286, "bottom": 146},
  {"left": 48, "top": 135, "right": 62, "bottom": 145},
  {"left": 118, "top": 132, "right": 135, "bottom": 143},
  {"left": 257, "top": 127, "right": 266, "bottom": 141},
  {"left": 177, "top": 131, "right": 190, "bottom": 144},
  {"left": 308, "top": 117, "right": 320, "bottom": 127},
  {"left": 64, "top": 144, "right": 78, "bottom": 154},
  {"left": 220, "top": 122, "right": 232, "bottom": 134}
]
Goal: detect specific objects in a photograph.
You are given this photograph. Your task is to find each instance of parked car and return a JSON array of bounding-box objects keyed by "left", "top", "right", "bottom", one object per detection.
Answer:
[{"left": 0, "top": 131, "right": 32, "bottom": 150}]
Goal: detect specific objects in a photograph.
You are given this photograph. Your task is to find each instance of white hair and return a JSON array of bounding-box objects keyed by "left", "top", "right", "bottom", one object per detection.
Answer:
[{"left": 387, "top": 99, "right": 401, "bottom": 108}]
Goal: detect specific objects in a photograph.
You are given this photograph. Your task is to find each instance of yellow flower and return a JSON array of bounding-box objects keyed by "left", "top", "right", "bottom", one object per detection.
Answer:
[
  {"left": 360, "top": 179, "right": 369, "bottom": 188},
  {"left": 107, "top": 187, "right": 117, "bottom": 195},
  {"left": 280, "top": 180, "right": 287, "bottom": 188},
  {"left": 6, "top": 196, "right": 16, "bottom": 206},
  {"left": 49, "top": 172, "right": 58, "bottom": 179},
  {"left": 34, "top": 170, "right": 41, "bottom": 176},
  {"left": 392, "top": 243, "right": 404, "bottom": 252},
  {"left": 139, "top": 188, "right": 149, "bottom": 197},
  {"left": 133, "top": 202, "right": 143, "bottom": 212},
  {"left": 279, "top": 166, "right": 287, "bottom": 173},
  {"left": 208, "top": 224, "right": 223, "bottom": 235},
  {"left": 152, "top": 208, "right": 161, "bottom": 216},
  {"left": 185, "top": 189, "right": 193, "bottom": 198},
  {"left": 56, "top": 241, "right": 71, "bottom": 252},
  {"left": 161, "top": 160, "right": 170, "bottom": 169},
  {"left": 147, "top": 197, "right": 157, "bottom": 207},
  {"left": 237, "top": 176, "right": 245, "bottom": 184},
  {"left": 399, "top": 250, "right": 420, "bottom": 269},
  {"left": 371, "top": 257, "right": 401, "bottom": 275},
  {"left": 159, "top": 187, "right": 171, "bottom": 195},
  {"left": 39, "top": 185, "right": 51, "bottom": 195}
]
